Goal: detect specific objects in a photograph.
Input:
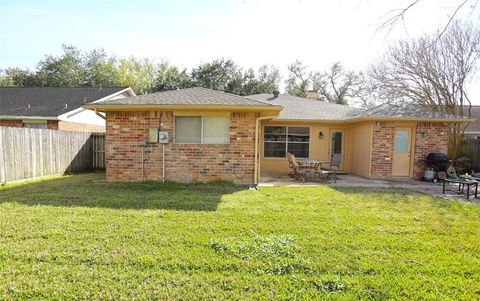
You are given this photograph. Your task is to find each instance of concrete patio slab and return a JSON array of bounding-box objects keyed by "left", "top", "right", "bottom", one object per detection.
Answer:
[{"left": 259, "top": 174, "right": 479, "bottom": 203}]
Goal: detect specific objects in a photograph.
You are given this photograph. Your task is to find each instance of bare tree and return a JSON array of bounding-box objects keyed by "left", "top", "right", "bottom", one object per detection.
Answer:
[
  {"left": 311, "top": 62, "right": 364, "bottom": 105},
  {"left": 377, "top": 0, "right": 479, "bottom": 38},
  {"left": 369, "top": 21, "right": 480, "bottom": 157}
]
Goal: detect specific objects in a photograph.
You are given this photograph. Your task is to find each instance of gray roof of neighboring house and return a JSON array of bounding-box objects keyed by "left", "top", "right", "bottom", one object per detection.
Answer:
[
  {"left": 245, "top": 93, "right": 362, "bottom": 120},
  {"left": 0, "top": 86, "right": 128, "bottom": 117},
  {"left": 464, "top": 105, "right": 480, "bottom": 133},
  {"left": 350, "top": 103, "right": 470, "bottom": 120},
  {"left": 92, "top": 87, "right": 275, "bottom": 107}
]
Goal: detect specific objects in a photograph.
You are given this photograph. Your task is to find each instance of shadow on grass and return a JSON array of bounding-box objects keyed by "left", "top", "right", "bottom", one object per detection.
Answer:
[{"left": 0, "top": 173, "right": 247, "bottom": 211}]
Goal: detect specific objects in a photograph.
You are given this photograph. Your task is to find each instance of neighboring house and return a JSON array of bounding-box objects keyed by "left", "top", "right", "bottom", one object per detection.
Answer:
[
  {"left": 464, "top": 105, "right": 480, "bottom": 139},
  {"left": 0, "top": 87, "right": 135, "bottom": 132},
  {"left": 83, "top": 87, "right": 474, "bottom": 183}
]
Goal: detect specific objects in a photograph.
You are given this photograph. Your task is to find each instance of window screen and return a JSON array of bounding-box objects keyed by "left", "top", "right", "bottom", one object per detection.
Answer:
[
  {"left": 264, "top": 126, "right": 309, "bottom": 158},
  {"left": 175, "top": 117, "right": 202, "bottom": 143},
  {"left": 174, "top": 116, "right": 229, "bottom": 144},
  {"left": 23, "top": 123, "right": 47, "bottom": 129},
  {"left": 203, "top": 116, "right": 229, "bottom": 144}
]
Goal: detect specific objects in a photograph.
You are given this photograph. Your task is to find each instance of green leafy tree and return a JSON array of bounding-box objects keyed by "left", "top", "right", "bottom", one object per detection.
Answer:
[
  {"left": 114, "top": 57, "right": 157, "bottom": 94},
  {"left": 285, "top": 60, "right": 311, "bottom": 97},
  {"left": 35, "top": 45, "right": 86, "bottom": 86},
  {"left": 0, "top": 68, "right": 37, "bottom": 86},
  {"left": 190, "top": 58, "right": 241, "bottom": 92},
  {"left": 153, "top": 62, "right": 191, "bottom": 92},
  {"left": 84, "top": 49, "right": 118, "bottom": 87},
  {"left": 257, "top": 64, "right": 281, "bottom": 93},
  {"left": 240, "top": 65, "right": 281, "bottom": 96}
]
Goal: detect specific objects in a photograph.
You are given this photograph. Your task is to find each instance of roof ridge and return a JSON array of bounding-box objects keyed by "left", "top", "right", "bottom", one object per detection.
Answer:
[{"left": 144, "top": 87, "right": 277, "bottom": 107}]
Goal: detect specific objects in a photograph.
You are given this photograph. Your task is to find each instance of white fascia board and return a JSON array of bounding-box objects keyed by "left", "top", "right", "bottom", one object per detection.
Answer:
[{"left": 58, "top": 87, "right": 135, "bottom": 120}]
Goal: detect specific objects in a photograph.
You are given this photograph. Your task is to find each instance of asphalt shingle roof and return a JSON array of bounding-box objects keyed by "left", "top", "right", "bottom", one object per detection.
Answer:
[
  {"left": 350, "top": 103, "right": 470, "bottom": 120},
  {"left": 93, "top": 87, "right": 275, "bottom": 107},
  {"left": 0, "top": 86, "right": 127, "bottom": 117},
  {"left": 247, "top": 94, "right": 471, "bottom": 121},
  {"left": 245, "top": 93, "right": 362, "bottom": 120}
]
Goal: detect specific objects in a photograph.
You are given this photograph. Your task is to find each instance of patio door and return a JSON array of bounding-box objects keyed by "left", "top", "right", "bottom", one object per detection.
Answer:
[
  {"left": 329, "top": 129, "right": 345, "bottom": 171},
  {"left": 392, "top": 128, "right": 412, "bottom": 176}
]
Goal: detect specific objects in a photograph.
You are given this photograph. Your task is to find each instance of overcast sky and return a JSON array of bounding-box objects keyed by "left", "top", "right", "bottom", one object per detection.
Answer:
[{"left": 0, "top": 0, "right": 479, "bottom": 103}]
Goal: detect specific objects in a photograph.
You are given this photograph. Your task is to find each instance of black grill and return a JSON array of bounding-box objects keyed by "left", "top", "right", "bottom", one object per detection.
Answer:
[{"left": 425, "top": 152, "right": 449, "bottom": 172}]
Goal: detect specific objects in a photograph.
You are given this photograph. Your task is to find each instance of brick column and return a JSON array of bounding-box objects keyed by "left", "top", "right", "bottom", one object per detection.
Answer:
[
  {"left": 370, "top": 122, "right": 395, "bottom": 179},
  {"left": 412, "top": 122, "right": 449, "bottom": 179}
]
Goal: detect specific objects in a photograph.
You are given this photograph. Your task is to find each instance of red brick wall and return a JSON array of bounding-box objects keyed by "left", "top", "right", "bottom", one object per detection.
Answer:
[
  {"left": 370, "top": 121, "right": 450, "bottom": 179},
  {"left": 105, "top": 111, "right": 256, "bottom": 183},
  {"left": 57, "top": 121, "right": 105, "bottom": 132},
  {"left": 412, "top": 122, "right": 450, "bottom": 179},
  {"left": 47, "top": 120, "right": 58, "bottom": 130},
  {"left": 0, "top": 120, "right": 22, "bottom": 127},
  {"left": 370, "top": 121, "right": 395, "bottom": 178}
]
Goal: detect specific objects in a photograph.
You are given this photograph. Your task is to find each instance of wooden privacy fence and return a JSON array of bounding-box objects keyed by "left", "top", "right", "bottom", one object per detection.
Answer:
[
  {"left": 0, "top": 127, "right": 105, "bottom": 183},
  {"left": 92, "top": 132, "right": 106, "bottom": 170},
  {"left": 460, "top": 139, "right": 480, "bottom": 169}
]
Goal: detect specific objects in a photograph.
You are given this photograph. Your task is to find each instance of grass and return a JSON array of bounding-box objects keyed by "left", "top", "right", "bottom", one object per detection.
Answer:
[{"left": 0, "top": 173, "right": 479, "bottom": 300}]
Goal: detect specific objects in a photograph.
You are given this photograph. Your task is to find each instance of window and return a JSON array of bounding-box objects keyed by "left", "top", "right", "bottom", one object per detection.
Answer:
[
  {"left": 264, "top": 126, "right": 309, "bottom": 158},
  {"left": 23, "top": 123, "right": 47, "bottom": 129},
  {"left": 394, "top": 129, "right": 409, "bottom": 153},
  {"left": 174, "top": 116, "right": 229, "bottom": 144}
]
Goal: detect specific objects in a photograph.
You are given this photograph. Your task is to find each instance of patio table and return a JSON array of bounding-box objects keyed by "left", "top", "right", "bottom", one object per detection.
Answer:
[
  {"left": 443, "top": 178, "right": 478, "bottom": 199},
  {"left": 296, "top": 159, "right": 331, "bottom": 181},
  {"left": 297, "top": 159, "right": 330, "bottom": 169}
]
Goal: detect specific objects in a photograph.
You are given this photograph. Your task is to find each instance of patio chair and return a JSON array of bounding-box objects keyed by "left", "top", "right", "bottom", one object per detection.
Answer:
[
  {"left": 316, "top": 154, "right": 342, "bottom": 183},
  {"left": 289, "top": 153, "right": 311, "bottom": 181},
  {"left": 286, "top": 152, "right": 296, "bottom": 178},
  {"left": 313, "top": 164, "right": 331, "bottom": 183}
]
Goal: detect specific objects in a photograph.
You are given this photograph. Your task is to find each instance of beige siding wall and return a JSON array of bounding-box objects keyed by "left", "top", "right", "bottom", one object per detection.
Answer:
[
  {"left": 259, "top": 119, "right": 452, "bottom": 180},
  {"left": 347, "top": 122, "right": 373, "bottom": 178},
  {"left": 260, "top": 121, "right": 349, "bottom": 176}
]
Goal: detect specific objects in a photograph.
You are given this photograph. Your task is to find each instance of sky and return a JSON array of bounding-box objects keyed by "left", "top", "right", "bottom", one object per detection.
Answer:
[{"left": 0, "top": 0, "right": 479, "bottom": 103}]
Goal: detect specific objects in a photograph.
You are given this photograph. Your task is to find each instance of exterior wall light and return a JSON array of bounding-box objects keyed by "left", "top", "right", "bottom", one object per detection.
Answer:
[{"left": 319, "top": 131, "right": 324, "bottom": 139}]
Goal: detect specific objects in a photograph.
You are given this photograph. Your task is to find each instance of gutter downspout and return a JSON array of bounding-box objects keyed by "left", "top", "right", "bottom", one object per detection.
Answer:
[
  {"left": 254, "top": 115, "right": 277, "bottom": 184},
  {"left": 95, "top": 109, "right": 106, "bottom": 120}
]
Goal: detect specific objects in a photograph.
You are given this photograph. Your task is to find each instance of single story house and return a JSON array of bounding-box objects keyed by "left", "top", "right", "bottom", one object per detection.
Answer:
[
  {"left": 83, "top": 87, "right": 474, "bottom": 184},
  {"left": 0, "top": 86, "right": 135, "bottom": 132},
  {"left": 464, "top": 105, "right": 480, "bottom": 139}
]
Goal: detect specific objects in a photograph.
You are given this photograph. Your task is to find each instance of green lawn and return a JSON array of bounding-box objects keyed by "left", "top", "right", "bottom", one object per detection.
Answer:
[{"left": 0, "top": 173, "right": 479, "bottom": 300}]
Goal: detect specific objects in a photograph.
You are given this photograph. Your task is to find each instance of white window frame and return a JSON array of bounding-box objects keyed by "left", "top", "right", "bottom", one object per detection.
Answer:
[
  {"left": 263, "top": 125, "right": 310, "bottom": 158},
  {"left": 174, "top": 116, "right": 230, "bottom": 144}
]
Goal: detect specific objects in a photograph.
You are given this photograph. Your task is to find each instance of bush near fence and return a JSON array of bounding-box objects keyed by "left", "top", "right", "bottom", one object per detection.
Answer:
[{"left": 0, "top": 126, "right": 105, "bottom": 183}]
